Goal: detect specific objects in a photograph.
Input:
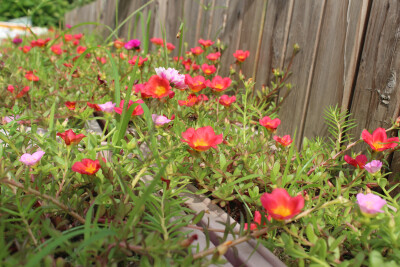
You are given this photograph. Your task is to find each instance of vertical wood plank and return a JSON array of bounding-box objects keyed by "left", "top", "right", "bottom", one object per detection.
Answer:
[
  {"left": 302, "top": 0, "right": 369, "bottom": 142},
  {"left": 183, "top": 0, "right": 200, "bottom": 49},
  {"left": 274, "top": 0, "right": 325, "bottom": 143},
  {"left": 208, "top": 0, "right": 229, "bottom": 41},
  {"left": 238, "top": 0, "right": 264, "bottom": 78}
]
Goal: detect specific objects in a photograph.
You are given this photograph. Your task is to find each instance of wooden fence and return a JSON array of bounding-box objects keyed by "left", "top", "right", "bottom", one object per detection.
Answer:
[{"left": 66, "top": 0, "right": 400, "bottom": 168}]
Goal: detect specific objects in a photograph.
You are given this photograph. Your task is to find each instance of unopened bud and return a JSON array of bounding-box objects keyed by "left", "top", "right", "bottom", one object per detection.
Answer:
[
  {"left": 217, "top": 240, "right": 232, "bottom": 256},
  {"left": 180, "top": 234, "right": 198, "bottom": 248},
  {"left": 395, "top": 116, "right": 400, "bottom": 127},
  {"left": 293, "top": 43, "right": 300, "bottom": 54}
]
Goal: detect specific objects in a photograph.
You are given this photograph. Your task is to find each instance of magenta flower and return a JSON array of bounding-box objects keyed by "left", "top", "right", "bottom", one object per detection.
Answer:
[
  {"left": 152, "top": 114, "right": 172, "bottom": 126},
  {"left": 19, "top": 151, "right": 45, "bottom": 166},
  {"left": 364, "top": 160, "right": 383, "bottom": 174},
  {"left": 356, "top": 193, "right": 386, "bottom": 215},
  {"left": 124, "top": 39, "right": 141, "bottom": 50},
  {"left": 98, "top": 101, "right": 116, "bottom": 113},
  {"left": 155, "top": 67, "right": 187, "bottom": 90},
  {"left": 12, "top": 37, "right": 23, "bottom": 44},
  {"left": 66, "top": 24, "right": 72, "bottom": 29}
]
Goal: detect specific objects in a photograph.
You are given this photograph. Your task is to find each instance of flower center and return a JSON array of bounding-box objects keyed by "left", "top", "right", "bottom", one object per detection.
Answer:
[
  {"left": 193, "top": 139, "right": 209, "bottom": 148},
  {"left": 85, "top": 163, "right": 97, "bottom": 174},
  {"left": 372, "top": 142, "right": 384, "bottom": 150},
  {"left": 272, "top": 206, "right": 292, "bottom": 218},
  {"left": 214, "top": 83, "right": 224, "bottom": 90},
  {"left": 155, "top": 85, "right": 167, "bottom": 96}
]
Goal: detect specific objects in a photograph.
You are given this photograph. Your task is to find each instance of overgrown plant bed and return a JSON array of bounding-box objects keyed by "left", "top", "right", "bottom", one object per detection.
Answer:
[{"left": 1, "top": 13, "right": 400, "bottom": 266}]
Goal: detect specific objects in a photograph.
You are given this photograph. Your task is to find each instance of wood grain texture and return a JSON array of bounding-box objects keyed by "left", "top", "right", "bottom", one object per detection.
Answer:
[
  {"left": 275, "top": 0, "right": 324, "bottom": 144},
  {"left": 302, "top": 0, "right": 369, "bottom": 141},
  {"left": 349, "top": 0, "right": 400, "bottom": 142}
]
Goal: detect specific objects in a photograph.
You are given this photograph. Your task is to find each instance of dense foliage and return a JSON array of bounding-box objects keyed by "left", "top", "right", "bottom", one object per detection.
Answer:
[{"left": 0, "top": 0, "right": 94, "bottom": 26}]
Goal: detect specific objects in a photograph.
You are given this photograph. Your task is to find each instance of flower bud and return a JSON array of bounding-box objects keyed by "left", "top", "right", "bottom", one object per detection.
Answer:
[{"left": 293, "top": 43, "right": 300, "bottom": 54}]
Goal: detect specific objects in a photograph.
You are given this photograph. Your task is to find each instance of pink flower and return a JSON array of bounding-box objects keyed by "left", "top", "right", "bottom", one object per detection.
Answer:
[
  {"left": 124, "top": 39, "right": 141, "bottom": 50},
  {"left": 152, "top": 114, "right": 172, "bottom": 126},
  {"left": 356, "top": 193, "right": 386, "bottom": 215},
  {"left": 98, "top": 101, "right": 116, "bottom": 113},
  {"left": 364, "top": 160, "right": 383, "bottom": 174},
  {"left": 19, "top": 151, "right": 45, "bottom": 166},
  {"left": 244, "top": 211, "right": 270, "bottom": 230},
  {"left": 155, "top": 67, "right": 187, "bottom": 90}
]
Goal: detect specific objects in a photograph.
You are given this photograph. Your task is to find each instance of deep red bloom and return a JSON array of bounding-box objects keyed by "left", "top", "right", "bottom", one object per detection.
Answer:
[
  {"left": 273, "top": 135, "right": 293, "bottom": 147},
  {"left": 192, "top": 63, "right": 200, "bottom": 71},
  {"left": 150, "top": 37, "right": 164, "bottom": 46},
  {"left": 259, "top": 116, "right": 281, "bottom": 131},
  {"left": 114, "top": 99, "right": 144, "bottom": 116},
  {"left": 198, "top": 39, "right": 214, "bottom": 47},
  {"left": 114, "top": 39, "right": 125, "bottom": 49},
  {"left": 65, "top": 101, "right": 76, "bottom": 110},
  {"left": 7, "top": 85, "right": 15, "bottom": 93},
  {"left": 344, "top": 154, "right": 367, "bottom": 169},
  {"left": 63, "top": 63, "right": 73, "bottom": 68},
  {"left": 128, "top": 56, "right": 148, "bottom": 67},
  {"left": 73, "top": 33, "right": 83, "bottom": 40},
  {"left": 244, "top": 211, "right": 270, "bottom": 230},
  {"left": 219, "top": 95, "right": 236, "bottom": 107},
  {"left": 206, "top": 52, "right": 221, "bottom": 61},
  {"left": 16, "top": 86, "right": 30, "bottom": 98},
  {"left": 362, "top": 128, "right": 399, "bottom": 151},
  {"left": 31, "top": 38, "right": 50, "bottom": 47},
  {"left": 25, "top": 71, "right": 39, "bottom": 82},
  {"left": 87, "top": 102, "right": 101, "bottom": 111},
  {"left": 57, "top": 129, "right": 86, "bottom": 145},
  {"left": 260, "top": 188, "right": 304, "bottom": 221},
  {"left": 166, "top": 43, "right": 175, "bottom": 51},
  {"left": 51, "top": 44, "right": 63, "bottom": 55},
  {"left": 191, "top": 46, "right": 204, "bottom": 55},
  {"left": 182, "top": 59, "right": 193, "bottom": 71},
  {"left": 142, "top": 75, "right": 172, "bottom": 99},
  {"left": 76, "top": 46, "right": 87, "bottom": 54},
  {"left": 181, "top": 126, "right": 223, "bottom": 151},
  {"left": 205, "top": 76, "right": 231, "bottom": 92},
  {"left": 73, "top": 40, "right": 80, "bottom": 46},
  {"left": 201, "top": 64, "right": 216, "bottom": 75},
  {"left": 185, "top": 74, "right": 206, "bottom": 92},
  {"left": 72, "top": 159, "right": 100, "bottom": 175},
  {"left": 233, "top": 50, "right": 250, "bottom": 62}
]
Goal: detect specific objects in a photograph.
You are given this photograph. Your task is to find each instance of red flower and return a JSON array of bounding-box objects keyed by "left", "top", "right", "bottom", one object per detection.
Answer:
[
  {"left": 57, "top": 129, "right": 86, "bottom": 145},
  {"left": 198, "top": 39, "right": 214, "bottom": 47},
  {"left": 362, "top": 128, "right": 399, "bottom": 151},
  {"left": 73, "top": 40, "right": 80, "bottom": 46},
  {"left": 25, "top": 71, "right": 39, "bottom": 82},
  {"left": 76, "top": 46, "right": 87, "bottom": 54},
  {"left": 142, "top": 75, "right": 172, "bottom": 99},
  {"left": 166, "top": 43, "right": 175, "bottom": 51},
  {"left": 87, "top": 102, "right": 101, "bottom": 111},
  {"left": 206, "top": 52, "right": 221, "bottom": 61},
  {"left": 185, "top": 74, "right": 206, "bottom": 92},
  {"left": 259, "top": 116, "right": 280, "bottom": 131},
  {"left": 97, "top": 57, "right": 107, "bottom": 64},
  {"left": 7, "top": 85, "right": 15, "bottom": 93},
  {"left": 73, "top": 33, "right": 83, "bottom": 40},
  {"left": 205, "top": 76, "right": 231, "bottom": 92},
  {"left": 178, "top": 94, "right": 208, "bottom": 107},
  {"left": 114, "top": 39, "right": 125, "bottom": 49},
  {"left": 31, "top": 38, "right": 50, "bottom": 47},
  {"left": 344, "top": 154, "right": 367, "bottom": 169},
  {"left": 182, "top": 59, "right": 193, "bottom": 70},
  {"left": 191, "top": 46, "right": 204, "bottom": 55},
  {"left": 63, "top": 63, "right": 73, "bottom": 68},
  {"left": 219, "top": 95, "right": 236, "bottom": 107},
  {"left": 233, "top": 50, "right": 250, "bottom": 62},
  {"left": 128, "top": 56, "right": 148, "bottom": 67},
  {"left": 51, "top": 44, "right": 63, "bottom": 55},
  {"left": 201, "top": 64, "right": 216, "bottom": 75},
  {"left": 150, "top": 37, "right": 164, "bottom": 46},
  {"left": 72, "top": 159, "right": 100, "bottom": 175},
  {"left": 181, "top": 126, "right": 223, "bottom": 151},
  {"left": 65, "top": 101, "right": 76, "bottom": 110},
  {"left": 64, "top": 34, "right": 73, "bottom": 42},
  {"left": 114, "top": 99, "right": 144, "bottom": 116},
  {"left": 273, "top": 135, "right": 293, "bottom": 147},
  {"left": 16, "top": 86, "right": 30, "bottom": 98},
  {"left": 260, "top": 188, "right": 304, "bottom": 221},
  {"left": 244, "top": 211, "right": 270, "bottom": 230},
  {"left": 20, "top": 45, "right": 31, "bottom": 53}
]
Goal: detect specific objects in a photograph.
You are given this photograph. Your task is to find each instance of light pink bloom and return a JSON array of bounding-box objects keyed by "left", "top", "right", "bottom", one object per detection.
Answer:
[
  {"left": 364, "top": 160, "right": 383, "bottom": 174},
  {"left": 155, "top": 67, "right": 187, "bottom": 90},
  {"left": 152, "top": 114, "right": 172, "bottom": 126},
  {"left": 2, "top": 115, "right": 21, "bottom": 124},
  {"left": 19, "top": 151, "right": 45, "bottom": 166},
  {"left": 356, "top": 193, "right": 386, "bottom": 215},
  {"left": 98, "top": 101, "right": 116, "bottom": 113}
]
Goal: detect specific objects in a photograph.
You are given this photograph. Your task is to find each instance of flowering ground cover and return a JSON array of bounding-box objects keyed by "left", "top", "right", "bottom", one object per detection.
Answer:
[{"left": 1, "top": 19, "right": 400, "bottom": 266}]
